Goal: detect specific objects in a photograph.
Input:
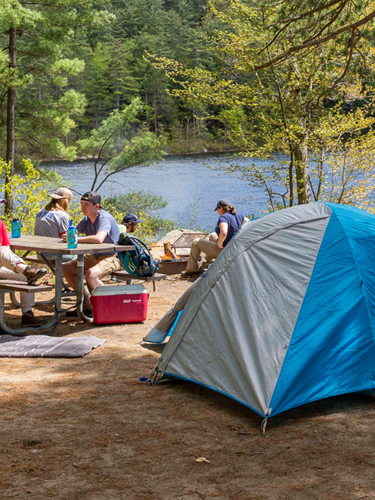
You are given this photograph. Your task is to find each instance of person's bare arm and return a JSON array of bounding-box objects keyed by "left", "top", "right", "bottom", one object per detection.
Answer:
[
  {"left": 61, "top": 231, "right": 107, "bottom": 244},
  {"left": 242, "top": 217, "right": 249, "bottom": 225},
  {"left": 217, "top": 222, "right": 228, "bottom": 248},
  {"left": 77, "top": 231, "right": 108, "bottom": 244}
]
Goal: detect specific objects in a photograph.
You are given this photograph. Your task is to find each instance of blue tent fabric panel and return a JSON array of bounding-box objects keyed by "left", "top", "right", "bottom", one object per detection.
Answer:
[
  {"left": 167, "top": 310, "right": 183, "bottom": 337},
  {"left": 350, "top": 235, "right": 375, "bottom": 341},
  {"left": 270, "top": 209, "right": 375, "bottom": 416},
  {"left": 328, "top": 203, "right": 375, "bottom": 341},
  {"left": 327, "top": 203, "right": 375, "bottom": 239}
]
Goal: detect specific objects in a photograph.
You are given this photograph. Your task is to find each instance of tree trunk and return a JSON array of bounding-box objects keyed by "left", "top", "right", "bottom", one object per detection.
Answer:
[
  {"left": 153, "top": 94, "right": 158, "bottom": 137},
  {"left": 293, "top": 140, "right": 311, "bottom": 205},
  {"left": 145, "top": 92, "right": 149, "bottom": 129},
  {"left": 288, "top": 150, "right": 294, "bottom": 207},
  {"left": 5, "top": 27, "right": 17, "bottom": 215}
]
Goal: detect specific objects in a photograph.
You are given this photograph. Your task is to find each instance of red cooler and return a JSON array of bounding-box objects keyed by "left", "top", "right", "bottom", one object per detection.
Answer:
[{"left": 90, "top": 284, "right": 149, "bottom": 324}]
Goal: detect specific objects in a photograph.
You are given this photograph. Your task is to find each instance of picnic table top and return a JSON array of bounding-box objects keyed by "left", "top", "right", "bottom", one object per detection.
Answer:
[{"left": 9, "top": 234, "right": 133, "bottom": 255}]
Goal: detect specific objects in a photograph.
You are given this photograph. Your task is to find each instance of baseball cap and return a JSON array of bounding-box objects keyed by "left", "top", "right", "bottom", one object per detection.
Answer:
[
  {"left": 81, "top": 191, "right": 102, "bottom": 206},
  {"left": 49, "top": 187, "right": 73, "bottom": 202},
  {"left": 122, "top": 213, "right": 143, "bottom": 224},
  {"left": 214, "top": 199, "right": 231, "bottom": 211}
]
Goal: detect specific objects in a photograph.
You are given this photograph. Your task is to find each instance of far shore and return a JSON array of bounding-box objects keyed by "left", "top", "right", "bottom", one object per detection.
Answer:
[{"left": 39, "top": 147, "right": 245, "bottom": 165}]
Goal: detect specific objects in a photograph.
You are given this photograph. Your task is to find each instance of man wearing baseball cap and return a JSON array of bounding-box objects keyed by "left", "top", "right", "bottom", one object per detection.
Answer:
[
  {"left": 120, "top": 213, "right": 143, "bottom": 234},
  {"left": 62, "top": 191, "right": 121, "bottom": 315}
]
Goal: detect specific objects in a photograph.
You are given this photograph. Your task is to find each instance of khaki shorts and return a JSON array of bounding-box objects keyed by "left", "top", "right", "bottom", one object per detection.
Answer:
[{"left": 82, "top": 254, "right": 122, "bottom": 277}]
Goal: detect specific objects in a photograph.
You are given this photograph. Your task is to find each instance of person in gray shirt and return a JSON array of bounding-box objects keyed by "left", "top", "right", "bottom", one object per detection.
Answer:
[{"left": 34, "top": 187, "right": 73, "bottom": 261}]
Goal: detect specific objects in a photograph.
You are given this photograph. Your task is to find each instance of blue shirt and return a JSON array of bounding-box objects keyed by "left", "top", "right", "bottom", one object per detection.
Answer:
[
  {"left": 77, "top": 210, "right": 120, "bottom": 256},
  {"left": 215, "top": 212, "right": 245, "bottom": 247}
]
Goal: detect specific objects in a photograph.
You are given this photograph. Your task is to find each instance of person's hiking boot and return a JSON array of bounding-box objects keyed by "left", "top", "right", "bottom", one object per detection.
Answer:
[
  {"left": 23, "top": 265, "right": 47, "bottom": 285},
  {"left": 21, "top": 310, "right": 46, "bottom": 326},
  {"left": 181, "top": 270, "right": 201, "bottom": 279}
]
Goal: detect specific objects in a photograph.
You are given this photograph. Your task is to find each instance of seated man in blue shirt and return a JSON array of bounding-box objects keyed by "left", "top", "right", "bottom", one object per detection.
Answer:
[{"left": 62, "top": 191, "right": 121, "bottom": 313}]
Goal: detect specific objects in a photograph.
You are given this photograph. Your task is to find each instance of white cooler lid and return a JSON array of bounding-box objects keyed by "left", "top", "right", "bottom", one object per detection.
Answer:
[{"left": 91, "top": 284, "right": 147, "bottom": 296}]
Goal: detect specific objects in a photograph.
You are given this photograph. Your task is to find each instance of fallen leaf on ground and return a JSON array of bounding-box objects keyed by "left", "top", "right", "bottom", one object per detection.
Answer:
[{"left": 195, "top": 457, "right": 210, "bottom": 464}]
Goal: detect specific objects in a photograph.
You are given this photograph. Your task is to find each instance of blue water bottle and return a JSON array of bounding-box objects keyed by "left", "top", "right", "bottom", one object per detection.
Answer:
[
  {"left": 67, "top": 220, "right": 78, "bottom": 249},
  {"left": 11, "top": 218, "right": 21, "bottom": 238}
]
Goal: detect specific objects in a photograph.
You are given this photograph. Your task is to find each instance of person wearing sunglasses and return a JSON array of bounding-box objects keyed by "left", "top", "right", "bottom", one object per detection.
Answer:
[{"left": 182, "top": 199, "right": 249, "bottom": 277}]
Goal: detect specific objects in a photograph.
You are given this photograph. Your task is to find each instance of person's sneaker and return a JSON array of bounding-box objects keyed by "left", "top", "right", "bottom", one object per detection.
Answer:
[
  {"left": 65, "top": 308, "right": 93, "bottom": 318},
  {"left": 21, "top": 310, "right": 46, "bottom": 326},
  {"left": 23, "top": 265, "right": 47, "bottom": 285}
]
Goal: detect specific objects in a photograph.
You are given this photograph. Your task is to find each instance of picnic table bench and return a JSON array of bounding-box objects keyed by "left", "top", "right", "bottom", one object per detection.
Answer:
[
  {"left": 23, "top": 255, "right": 167, "bottom": 290},
  {"left": 111, "top": 270, "right": 167, "bottom": 291},
  {"left": 10, "top": 235, "right": 133, "bottom": 324},
  {"left": 0, "top": 280, "right": 53, "bottom": 334},
  {"left": 21, "top": 253, "right": 74, "bottom": 300}
]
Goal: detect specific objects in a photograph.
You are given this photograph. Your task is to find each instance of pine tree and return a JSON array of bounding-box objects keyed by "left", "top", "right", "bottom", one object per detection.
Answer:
[{"left": 0, "top": 0, "right": 111, "bottom": 210}]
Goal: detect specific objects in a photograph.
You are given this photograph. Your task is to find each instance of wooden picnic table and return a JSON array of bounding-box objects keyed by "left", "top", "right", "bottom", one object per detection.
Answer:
[{"left": 9, "top": 235, "right": 134, "bottom": 324}]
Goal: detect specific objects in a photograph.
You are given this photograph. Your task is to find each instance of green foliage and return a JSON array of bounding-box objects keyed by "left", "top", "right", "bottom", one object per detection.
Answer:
[
  {"left": 0, "top": 157, "right": 87, "bottom": 234},
  {"left": 135, "top": 215, "right": 176, "bottom": 243},
  {"left": 0, "top": 0, "right": 112, "bottom": 160},
  {"left": 106, "top": 191, "right": 168, "bottom": 213},
  {"left": 0, "top": 154, "right": 175, "bottom": 243},
  {"left": 0, "top": 158, "right": 48, "bottom": 234},
  {"left": 152, "top": 0, "right": 375, "bottom": 209},
  {"left": 0, "top": 0, "right": 233, "bottom": 161},
  {"left": 104, "top": 191, "right": 176, "bottom": 242},
  {"left": 78, "top": 98, "right": 165, "bottom": 190}
]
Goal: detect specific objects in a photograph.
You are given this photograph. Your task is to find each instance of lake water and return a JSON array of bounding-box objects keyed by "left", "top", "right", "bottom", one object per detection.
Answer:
[{"left": 42, "top": 154, "right": 282, "bottom": 230}]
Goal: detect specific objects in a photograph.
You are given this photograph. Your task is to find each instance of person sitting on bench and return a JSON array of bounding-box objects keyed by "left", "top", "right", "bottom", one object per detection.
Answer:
[
  {"left": 0, "top": 220, "right": 47, "bottom": 326},
  {"left": 182, "top": 199, "right": 249, "bottom": 277},
  {"left": 34, "top": 187, "right": 74, "bottom": 262},
  {"left": 118, "top": 213, "right": 143, "bottom": 235},
  {"left": 62, "top": 191, "right": 121, "bottom": 315}
]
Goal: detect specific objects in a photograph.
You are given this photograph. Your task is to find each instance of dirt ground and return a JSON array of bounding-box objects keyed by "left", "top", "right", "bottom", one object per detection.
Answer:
[{"left": 1, "top": 277, "right": 375, "bottom": 500}]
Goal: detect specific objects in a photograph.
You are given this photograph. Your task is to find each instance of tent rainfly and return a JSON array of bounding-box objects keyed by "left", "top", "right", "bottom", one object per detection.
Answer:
[{"left": 144, "top": 203, "right": 375, "bottom": 420}]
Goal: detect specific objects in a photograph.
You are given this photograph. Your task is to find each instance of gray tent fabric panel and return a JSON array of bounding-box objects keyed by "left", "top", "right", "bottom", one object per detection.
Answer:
[
  {"left": 157, "top": 203, "right": 332, "bottom": 376},
  {"left": 166, "top": 217, "right": 330, "bottom": 415},
  {"left": 144, "top": 279, "right": 199, "bottom": 343},
  {"left": 0, "top": 335, "right": 106, "bottom": 357}
]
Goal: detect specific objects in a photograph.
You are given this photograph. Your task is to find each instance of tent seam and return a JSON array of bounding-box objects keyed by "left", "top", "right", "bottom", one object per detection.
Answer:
[
  {"left": 328, "top": 205, "right": 375, "bottom": 347},
  {"left": 158, "top": 213, "right": 331, "bottom": 374},
  {"left": 267, "top": 212, "right": 331, "bottom": 411},
  {"left": 270, "top": 204, "right": 375, "bottom": 414}
]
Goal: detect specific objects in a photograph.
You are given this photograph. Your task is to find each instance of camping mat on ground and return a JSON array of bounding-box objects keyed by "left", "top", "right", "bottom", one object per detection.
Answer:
[{"left": 0, "top": 335, "right": 106, "bottom": 358}]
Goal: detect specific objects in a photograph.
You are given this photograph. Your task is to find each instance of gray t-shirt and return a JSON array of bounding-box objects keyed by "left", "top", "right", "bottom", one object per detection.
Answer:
[
  {"left": 77, "top": 209, "right": 120, "bottom": 256},
  {"left": 35, "top": 209, "right": 69, "bottom": 238},
  {"left": 34, "top": 209, "right": 69, "bottom": 260}
]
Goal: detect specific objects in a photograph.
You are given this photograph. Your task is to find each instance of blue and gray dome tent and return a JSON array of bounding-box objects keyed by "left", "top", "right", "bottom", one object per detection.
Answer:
[{"left": 145, "top": 202, "right": 375, "bottom": 418}]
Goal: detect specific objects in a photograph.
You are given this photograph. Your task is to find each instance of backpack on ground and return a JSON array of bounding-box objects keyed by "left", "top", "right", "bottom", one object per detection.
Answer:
[{"left": 117, "top": 234, "right": 160, "bottom": 278}]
